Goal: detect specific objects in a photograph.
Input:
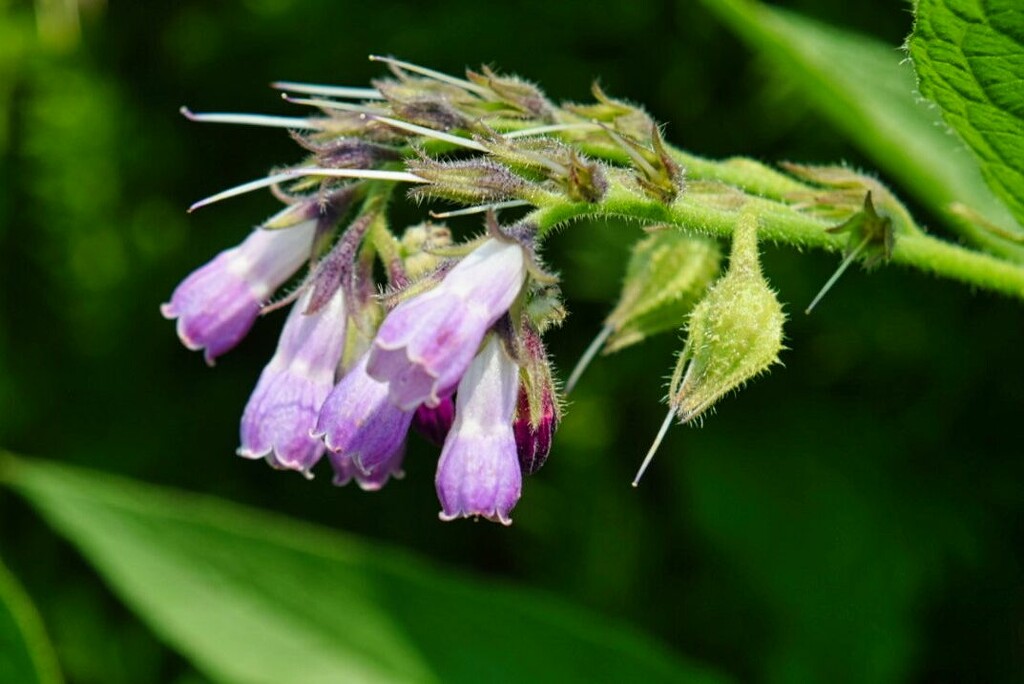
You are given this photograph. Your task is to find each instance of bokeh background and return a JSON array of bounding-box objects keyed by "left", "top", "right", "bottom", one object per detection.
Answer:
[{"left": 1, "top": 0, "right": 1022, "bottom": 682}]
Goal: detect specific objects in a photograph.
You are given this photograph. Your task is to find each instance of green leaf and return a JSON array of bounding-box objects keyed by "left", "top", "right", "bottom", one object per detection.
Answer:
[
  {"left": 0, "top": 556, "right": 63, "bottom": 684},
  {"left": 910, "top": 0, "right": 1024, "bottom": 229},
  {"left": 700, "top": 0, "right": 1021, "bottom": 249},
  {"left": 1, "top": 457, "right": 726, "bottom": 684}
]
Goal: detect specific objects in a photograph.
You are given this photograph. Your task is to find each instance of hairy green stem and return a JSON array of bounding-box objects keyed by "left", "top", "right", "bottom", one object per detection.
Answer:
[
  {"left": 574, "top": 139, "right": 1024, "bottom": 264},
  {"left": 530, "top": 184, "right": 1024, "bottom": 300}
]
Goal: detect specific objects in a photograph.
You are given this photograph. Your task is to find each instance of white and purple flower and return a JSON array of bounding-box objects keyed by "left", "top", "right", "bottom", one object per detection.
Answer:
[
  {"left": 435, "top": 336, "right": 522, "bottom": 525},
  {"left": 162, "top": 222, "right": 316, "bottom": 364},
  {"left": 237, "top": 285, "right": 347, "bottom": 475},
  {"left": 367, "top": 237, "right": 527, "bottom": 410}
]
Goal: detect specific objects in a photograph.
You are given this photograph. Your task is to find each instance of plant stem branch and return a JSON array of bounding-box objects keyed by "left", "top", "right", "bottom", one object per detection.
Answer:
[{"left": 530, "top": 184, "right": 1024, "bottom": 300}]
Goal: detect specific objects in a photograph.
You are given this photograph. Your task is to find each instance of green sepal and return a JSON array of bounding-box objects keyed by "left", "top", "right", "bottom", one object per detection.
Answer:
[
  {"left": 827, "top": 191, "right": 895, "bottom": 268},
  {"left": 782, "top": 162, "right": 915, "bottom": 236},
  {"left": 605, "top": 230, "right": 721, "bottom": 354},
  {"left": 563, "top": 82, "right": 656, "bottom": 142}
]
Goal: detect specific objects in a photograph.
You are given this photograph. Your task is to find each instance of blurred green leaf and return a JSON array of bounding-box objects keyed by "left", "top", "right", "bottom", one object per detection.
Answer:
[
  {"left": 678, "top": 401, "right": 979, "bottom": 683},
  {"left": 909, "top": 0, "right": 1024, "bottom": 228},
  {"left": 1, "top": 456, "right": 726, "bottom": 684},
  {"left": 0, "top": 555, "right": 63, "bottom": 684},
  {"left": 700, "top": 0, "right": 1021, "bottom": 248}
]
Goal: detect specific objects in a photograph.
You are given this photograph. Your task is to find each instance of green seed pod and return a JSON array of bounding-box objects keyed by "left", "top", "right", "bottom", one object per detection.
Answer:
[
  {"left": 605, "top": 230, "right": 721, "bottom": 353},
  {"left": 670, "top": 213, "right": 785, "bottom": 423}
]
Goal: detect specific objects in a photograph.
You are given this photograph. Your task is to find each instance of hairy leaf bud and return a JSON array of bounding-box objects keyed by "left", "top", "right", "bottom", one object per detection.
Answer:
[
  {"left": 827, "top": 192, "right": 895, "bottom": 267},
  {"left": 604, "top": 124, "right": 683, "bottom": 203}
]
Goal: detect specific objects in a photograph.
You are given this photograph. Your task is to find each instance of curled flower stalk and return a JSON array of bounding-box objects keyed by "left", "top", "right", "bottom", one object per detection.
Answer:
[{"left": 165, "top": 56, "right": 1024, "bottom": 523}]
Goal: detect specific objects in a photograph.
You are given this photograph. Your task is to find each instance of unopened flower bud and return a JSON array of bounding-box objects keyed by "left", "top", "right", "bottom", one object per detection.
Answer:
[
  {"left": 466, "top": 65, "right": 554, "bottom": 121},
  {"left": 670, "top": 213, "right": 785, "bottom": 423},
  {"left": 406, "top": 158, "right": 532, "bottom": 206},
  {"left": 376, "top": 81, "right": 469, "bottom": 131},
  {"left": 412, "top": 398, "right": 455, "bottom": 446},
  {"left": 399, "top": 222, "right": 453, "bottom": 281},
  {"left": 605, "top": 230, "right": 721, "bottom": 353},
  {"left": 565, "top": 82, "right": 655, "bottom": 142},
  {"left": 263, "top": 186, "right": 359, "bottom": 232},
  {"left": 512, "top": 320, "right": 560, "bottom": 475},
  {"left": 479, "top": 134, "right": 606, "bottom": 203},
  {"left": 290, "top": 133, "right": 402, "bottom": 170}
]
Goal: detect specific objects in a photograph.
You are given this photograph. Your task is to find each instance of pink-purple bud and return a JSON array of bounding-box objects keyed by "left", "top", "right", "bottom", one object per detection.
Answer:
[
  {"left": 367, "top": 237, "right": 527, "bottom": 410},
  {"left": 237, "top": 285, "right": 347, "bottom": 475},
  {"left": 511, "top": 319, "right": 560, "bottom": 475},
  {"left": 435, "top": 336, "right": 522, "bottom": 525},
  {"left": 412, "top": 397, "right": 455, "bottom": 446},
  {"left": 513, "top": 385, "right": 557, "bottom": 475},
  {"left": 161, "top": 222, "right": 316, "bottom": 364}
]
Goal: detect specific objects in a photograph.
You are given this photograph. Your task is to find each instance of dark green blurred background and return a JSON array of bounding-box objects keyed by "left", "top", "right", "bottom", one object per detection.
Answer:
[{"left": 1, "top": 0, "right": 1022, "bottom": 682}]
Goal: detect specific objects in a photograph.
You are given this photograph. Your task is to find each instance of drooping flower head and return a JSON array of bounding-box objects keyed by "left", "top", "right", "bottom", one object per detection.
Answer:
[
  {"left": 171, "top": 57, "right": 719, "bottom": 523},
  {"left": 367, "top": 237, "right": 527, "bottom": 410},
  {"left": 238, "top": 285, "right": 347, "bottom": 475},
  {"left": 436, "top": 336, "right": 522, "bottom": 525},
  {"left": 162, "top": 221, "right": 316, "bottom": 364}
]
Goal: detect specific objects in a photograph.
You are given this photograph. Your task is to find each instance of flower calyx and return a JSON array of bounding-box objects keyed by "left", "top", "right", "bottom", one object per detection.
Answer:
[
  {"left": 827, "top": 191, "right": 895, "bottom": 268},
  {"left": 669, "top": 212, "right": 785, "bottom": 425},
  {"left": 564, "top": 82, "right": 655, "bottom": 142},
  {"left": 465, "top": 65, "right": 554, "bottom": 121},
  {"left": 602, "top": 123, "right": 683, "bottom": 204},
  {"left": 510, "top": 315, "right": 561, "bottom": 475},
  {"left": 605, "top": 229, "right": 722, "bottom": 354},
  {"left": 782, "top": 163, "right": 915, "bottom": 236}
]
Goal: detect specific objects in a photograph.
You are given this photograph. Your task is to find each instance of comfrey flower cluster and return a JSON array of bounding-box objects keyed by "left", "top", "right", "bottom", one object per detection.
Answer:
[{"left": 166, "top": 57, "right": 795, "bottom": 523}]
